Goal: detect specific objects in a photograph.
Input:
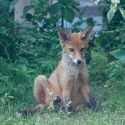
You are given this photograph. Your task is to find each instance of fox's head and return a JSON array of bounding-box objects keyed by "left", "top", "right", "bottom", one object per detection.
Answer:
[{"left": 58, "top": 27, "right": 93, "bottom": 64}]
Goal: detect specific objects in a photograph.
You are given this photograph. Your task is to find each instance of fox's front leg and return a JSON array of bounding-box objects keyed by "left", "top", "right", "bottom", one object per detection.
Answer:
[
  {"left": 81, "top": 84, "right": 97, "bottom": 109},
  {"left": 62, "top": 90, "right": 73, "bottom": 116}
]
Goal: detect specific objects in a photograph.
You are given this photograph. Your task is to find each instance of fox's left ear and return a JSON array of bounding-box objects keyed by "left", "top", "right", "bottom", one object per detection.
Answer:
[
  {"left": 58, "top": 29, "right": 71, "bottom": 44},
  {"left": 81, "top": 27, "right": 93, "bottom": 41}
]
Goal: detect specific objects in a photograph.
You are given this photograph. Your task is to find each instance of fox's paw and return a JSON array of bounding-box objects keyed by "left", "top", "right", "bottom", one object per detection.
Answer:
[
  {"left": 64, "top": 99, "right": 73, "bottom": 117},
  {"left": 67, "top": 111, "right": 73, "bottom": 117},
  {"left": 53, "top": 96, "right": 61, "bottom": 105},
  {"left": 67, "top": 104, "right": 73, "bottom": 117}
]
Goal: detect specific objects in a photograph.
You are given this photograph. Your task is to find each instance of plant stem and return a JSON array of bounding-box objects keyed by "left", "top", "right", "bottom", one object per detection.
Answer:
[
  {"left": 61, "top": 7, "right": 64, "bottom": 28},
  {"left": 0, "top": 41, "right": 12, "bottom": 64}
]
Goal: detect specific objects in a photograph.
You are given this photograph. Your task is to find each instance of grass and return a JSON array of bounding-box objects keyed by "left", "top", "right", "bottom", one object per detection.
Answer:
[
  {"left": 0, "top": 84, "right": 125, "bottom": 125},
  {"left": 0, "top": 103, "right": 125, "bottom": 125}
]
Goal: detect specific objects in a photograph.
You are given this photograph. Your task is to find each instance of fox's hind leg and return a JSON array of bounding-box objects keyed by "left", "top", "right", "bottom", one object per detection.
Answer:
[
  {"left": 34, "top": 75, "right": 51, "bottom": 105},
  {"left": 21, "top": 75, "right": 61, "bottom": 116},
  {"left": 21, "top": 103, "right": 47, "bottom": 116},
  {"left": 21, "top": 75, "right": 51, "bottom": 116},
  {"left": 34, "top": 75, "right": 62, "bottom": 113},
  {"left": 34, "top": 75, "right": 61, "bottom": 105}
]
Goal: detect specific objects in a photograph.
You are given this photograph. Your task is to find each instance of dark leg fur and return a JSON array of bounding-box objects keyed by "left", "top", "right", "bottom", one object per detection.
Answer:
[
  {"left": 89, "top": 92, "right": 97, "bottom": 110},
  {"left": 64, "top": 97, "right": 73, "bottom": 117},
  {"left": 53, "top": 96, "right": 61, "bottom": 105},
  {"left": 20, "top": 104, "right": 47, "bottom": 116}
]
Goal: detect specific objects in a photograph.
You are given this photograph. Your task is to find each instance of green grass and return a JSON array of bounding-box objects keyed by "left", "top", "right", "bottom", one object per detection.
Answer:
[
  {"left": 0, "top": 85, "right": 125, "bottom": 125},
  {"left": 0, "top": 104, "right": 125, "bottom": 125}
]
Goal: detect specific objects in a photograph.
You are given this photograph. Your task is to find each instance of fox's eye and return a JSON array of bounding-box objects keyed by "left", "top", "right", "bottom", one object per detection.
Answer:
[
  {"left": 81, "top": 48, "right": 84, "bottom": 52},
  {"left": 69, "top": 48, "right": 74, "bottom": 52}
]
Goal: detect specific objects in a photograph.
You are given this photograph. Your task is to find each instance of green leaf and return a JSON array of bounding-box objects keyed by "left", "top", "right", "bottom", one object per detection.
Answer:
[
  {"left": 23, "top": 5, "right": 34, "bottom": 15},
  {"left": 86, "top": 17, "right": 94, "bottom": 27},
  {"left": 0, "top": 87, "right": 8, "bottom": 95},
  {"left": 0, "top": 27, "right": 7, "bottom": 35},
  {"left": 119, "top": 8, "right": 125, "bottom": 19},
  {"left": 22, "top": 65, "right": 27, "bottom": 73},
  {"left": 107, "top": 8, "right": 117, "bottom": 23},
  {"left": 108, "top": 68, "right": 118, "bottom": 78},
  {"left": 20, "top": 23, "right": 32, "bottom": 30},
  {"left": 25, "top": 69, "right": 36, "bottom": 74},
  {"left": 111, "top": 0, "right": 120, "bottom": 4},
  {"left": 51, "top": 3, "right": 63, "bottom": 13},
  {"left": 26, "top": 13, "right": 33, "bottom": 21},
  {"left": 63, "top": 7, "right": 75, "bottom": 23},
  {"left": 110, "top": 3, "right": 117, "bottom": 8},
  {"left": 91, "top": 51, "right": 108, "bottom": 62},
  {"left": 29, "top": 36, "right": 36, "bottom": 43},
  {"left": 10, "top": 67, "right": 22, "bottom": 72},
  {"left": 95, "top": 0, "right": 100, "bottom": 5},
  {"left": 110, "top": 50, "right": 125, "bottom": 60}
]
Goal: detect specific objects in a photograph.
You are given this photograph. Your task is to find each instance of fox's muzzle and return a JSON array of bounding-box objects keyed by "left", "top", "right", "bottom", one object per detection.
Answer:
[{"left": 77, "top": 60, "right": 81, "bottom": 64}]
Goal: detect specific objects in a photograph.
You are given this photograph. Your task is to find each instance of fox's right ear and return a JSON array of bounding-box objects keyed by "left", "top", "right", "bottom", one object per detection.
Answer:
[
  {"left": 81, "top": 27, "right": 93, "bottom": 41},
  {"left": 58, "top": 29, "right": 70, "bottom": 44}
]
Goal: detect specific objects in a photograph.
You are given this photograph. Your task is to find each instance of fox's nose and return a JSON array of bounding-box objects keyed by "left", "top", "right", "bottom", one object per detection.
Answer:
[{"left": 77, "top": 60, "right": 81, "bottom": 64}]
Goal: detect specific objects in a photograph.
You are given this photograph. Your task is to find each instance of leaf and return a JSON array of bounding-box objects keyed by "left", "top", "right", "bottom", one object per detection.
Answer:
[
  {"left": 70, "top": 1, "right": 80, "bottom": 6},
  {"left": 10, "top": 67, "right": 22, "bottom": 72},
  {"left": 25, "top": 68, "right": 36, "bottom": 74},
  {"left": 26, "top": 13, "right": 33, "bottom": 21},
  {"left": 20, "top": 23, "right": 32, "bottom": 30},
  {"left": 91, "top": 51, "right": 108, "bottom": 63},
  {"left": 29, "top": 36, "right": 36, "bottom": 43},
  {"left": 101, "top": 99, "right": 114, "bottom": 106},
  {"left": 0, "top": 27, "right": 7, "bottom": 35},
  {"left": 23, "top": 5, "right": 34, "bottom": 15},
  {"left": 107, "top": 8, "right": 117, "bottom": 23},
  {"left": 95, "top": 0, "right": 100, "bottom": 5},
  {"left": 86, "top": 17, "right": 94, "bottom": 27},
  {"left": 111, "top": 0, "right": 120, "bottom": 4},
  {"left": 63, "top": 7, "right": 75, "bottom": 23},
  {"left": 110, "top": 50, "right": 125, "bottom": 61},
  {"left": 110, "top": 3, "right": 117, "bottom": 8},
  {"left": 119, "top": 8, "right": 125, "bottom": 19},
  {"left": 22, "top": 65, "right": 27, "bottom": 73},
  {"left": 51, "top": 3, "right": 63, "bottom": 13},
  {"left": 108, "top": 68, "right": 118, "bottom": 78},
  {"left": 0, "top": 87, "right": 8, "bottom": 95}
]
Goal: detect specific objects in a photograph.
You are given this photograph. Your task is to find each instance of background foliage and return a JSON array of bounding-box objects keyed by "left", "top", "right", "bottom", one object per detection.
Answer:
[{"left": 0, "top": 0, "right": 125, "bottom": 110}]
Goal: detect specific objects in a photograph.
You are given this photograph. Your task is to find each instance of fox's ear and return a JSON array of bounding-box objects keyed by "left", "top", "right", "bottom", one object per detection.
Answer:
[
  {"left": 81, "top": 27, "right": 93, "bottom": 41},
  {"left": 58, "top": 29, "right": 70, "bottom": 43}
]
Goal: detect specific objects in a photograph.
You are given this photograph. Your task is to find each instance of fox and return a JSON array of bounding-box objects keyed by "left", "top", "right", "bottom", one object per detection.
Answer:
[{"left": 21, "top": 27, "right": 97, "bottom": 116}]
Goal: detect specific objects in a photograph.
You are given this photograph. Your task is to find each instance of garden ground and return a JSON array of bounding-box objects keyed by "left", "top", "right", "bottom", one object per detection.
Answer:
[{"left": 0, "top": 84, "right": 125, "bottom": 125}]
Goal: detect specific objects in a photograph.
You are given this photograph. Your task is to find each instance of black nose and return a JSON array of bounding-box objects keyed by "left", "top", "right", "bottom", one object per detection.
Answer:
[{"left": 77, "top": 60, "right": 81, "bottom": 64}]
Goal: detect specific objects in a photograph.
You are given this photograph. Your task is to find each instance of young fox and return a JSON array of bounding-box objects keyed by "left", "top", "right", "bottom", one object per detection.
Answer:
[{"left": 22, "top": 27, "right": 97, "bottom": 116}]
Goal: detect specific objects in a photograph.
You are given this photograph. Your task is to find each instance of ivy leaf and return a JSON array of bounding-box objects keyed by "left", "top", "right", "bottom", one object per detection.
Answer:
[
  {"left": 119, "top": 8, "right": 125, "bottom": 19},
  {"left": 63, "top": 7, "right": 75, "bottom": 23},
  {"left": 111, "top": 0, "right": 120, "bottom": 4},
  {"left": 51, "top": 3, "right": 63, "bottom": 13},
  {"left": 107, "top": 8, "right": 117, "bottom": 23}
]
